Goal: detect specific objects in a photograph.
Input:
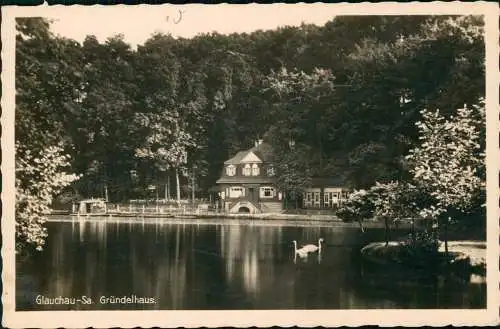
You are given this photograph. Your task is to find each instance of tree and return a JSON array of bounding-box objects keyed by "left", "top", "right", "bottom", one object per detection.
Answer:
[
  {"left": 370, "top": 181, "right": 422, "bottom": 245},
  {"left": 336, "top": 189, "right": 375, "bottom": 232},
  {"left": 332, "top": 15, "right": 484, "bottom": 188},
  {"left": 16, "top": 17, "right": 85, "bottom": 153},
  {"left": 16, "top": 143, "right": 80, "bottom": 252},
  {"left": 273, "top": 143, "right": 313, "bottom": 209},
  {"left": 70, "top": 35, "right": 139, "bottom": 201},
  {"left": 371, "top": 182, "right": 400, "bottom": 246},
  {"left": 15, "top": 18, "right": 82, "bottom": 252},
  {"left": 134, "top": 111, "right": 196, "bottom": 203},
  {"left": 262, "top": 67, "right": 337, "bottom": 177},
  {"left": 406, "top": 100, "right": 485, "bottom": 254},
  {"left": 15, "top": 15, "right": 485, "bottom": 226},
  {"left": 182, "top": 161, "right": 209, "bottom": 203}
]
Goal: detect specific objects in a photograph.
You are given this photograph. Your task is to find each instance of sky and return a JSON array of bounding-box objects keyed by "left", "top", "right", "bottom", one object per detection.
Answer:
[{"left": 46, "top": 4, "right": 338, "bottom": 48}]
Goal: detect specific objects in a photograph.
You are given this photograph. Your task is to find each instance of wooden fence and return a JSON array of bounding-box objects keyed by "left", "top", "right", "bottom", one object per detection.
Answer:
[{"left": 106, "top": 202, "right": 220, "bottom": 215}]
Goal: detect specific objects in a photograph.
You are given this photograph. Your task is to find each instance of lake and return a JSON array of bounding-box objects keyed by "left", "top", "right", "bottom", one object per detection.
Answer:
[{"left": 16, "top": 218, "right": 486, "bottom": 310}]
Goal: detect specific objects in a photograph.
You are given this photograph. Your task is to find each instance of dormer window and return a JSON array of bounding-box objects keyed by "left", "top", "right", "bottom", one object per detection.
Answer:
[
  {"left": 243, "top": 164, "right": 251, "bottom": 176},
  {"left": 251, "top": 164, "right": 259, "bottom": 176},
  {"left": 226, "top": 165, "right": 236, "bottom": 176},
  {"left": 267, "top": 166, "right": 275, "bottom": 176}
]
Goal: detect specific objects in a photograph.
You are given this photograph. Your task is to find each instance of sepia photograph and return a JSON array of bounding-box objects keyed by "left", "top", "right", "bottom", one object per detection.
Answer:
[{"left": 2, "top": 2, "right": 499, "bottom": 328}]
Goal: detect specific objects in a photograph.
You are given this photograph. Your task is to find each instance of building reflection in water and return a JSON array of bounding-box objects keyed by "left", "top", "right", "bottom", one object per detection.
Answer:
[
  {"left": 218, "top": 224, "right": 284, "bottom": 298},
  {"left": 78, "top": 217, "right": 86, "bottom": 242},
  {"left": 16, "top": 220, "right": 486, "bottom": 310}
]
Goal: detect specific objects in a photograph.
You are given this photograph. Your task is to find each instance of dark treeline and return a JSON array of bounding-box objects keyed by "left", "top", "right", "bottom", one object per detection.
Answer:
[{"left": 16, "top": 16, "right": 484, "bottom": 203}]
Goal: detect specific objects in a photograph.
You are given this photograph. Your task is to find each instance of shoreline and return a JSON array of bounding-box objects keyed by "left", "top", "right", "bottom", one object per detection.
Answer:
[
  {"left": 73, "top": 212, "right": 341, "bottom": 220},
  {"left": 46, "top": 213, "right": 485, "bottom": 238},
  {"left": 360, "top": 241, "right": 487, "bottom": 278},
  {"left": 46, "top": 212, "right": 392, "bottom": 229}
]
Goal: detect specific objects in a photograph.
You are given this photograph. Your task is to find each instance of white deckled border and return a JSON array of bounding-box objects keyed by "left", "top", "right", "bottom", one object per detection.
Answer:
[{"left": 2, "top": 2, "right": 499, "bottom": 328}]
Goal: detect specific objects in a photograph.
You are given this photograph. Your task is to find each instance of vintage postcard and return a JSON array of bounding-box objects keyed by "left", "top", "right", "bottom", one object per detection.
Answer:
[{"left": 2, "top": 2, "right": 499, "bottom": 328}]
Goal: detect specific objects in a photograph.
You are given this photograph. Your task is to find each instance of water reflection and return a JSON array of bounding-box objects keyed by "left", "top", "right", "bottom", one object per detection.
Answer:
[
  {"left": 219, "top": 225, "right": 281, "bottom": 296},
  {"left": 16, "top": 220, "right": 486, "bottom": 310},
  {"left": 293, "top": 250, "right": 322, "bottom": 264}
]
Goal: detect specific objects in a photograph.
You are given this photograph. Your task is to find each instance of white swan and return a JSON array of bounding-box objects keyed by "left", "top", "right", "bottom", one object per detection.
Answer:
[
  {"left": 301, "top": 238, "right": 324, "bottom": 253},
  {"left": 292, "top": 240, "right": 309, "bottom": 258}
]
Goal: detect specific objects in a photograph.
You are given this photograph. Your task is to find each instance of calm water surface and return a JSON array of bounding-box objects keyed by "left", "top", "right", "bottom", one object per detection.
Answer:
[{"left": 16, "top": 218, "right": 486, "bottom": 310}]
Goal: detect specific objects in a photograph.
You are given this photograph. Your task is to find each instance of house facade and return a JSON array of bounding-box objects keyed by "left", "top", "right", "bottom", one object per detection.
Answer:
[
  {"left": 302, "top": 177, "right": 350, "bottom": 209},
  {"left": 216, "top": 140, "right": 351, "bottom": 213},
  {"left": 216, "top": 140, "right": 283, "bottom": 213}
]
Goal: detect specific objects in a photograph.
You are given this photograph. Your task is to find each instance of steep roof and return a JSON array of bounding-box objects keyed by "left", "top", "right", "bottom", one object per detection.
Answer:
[
  {"left": 223, "top": 142, "right": 274, "bottom": 165},
  {"left": 250, "top": 142, "right": 274, "bottom": 163},
  {"left": 224, "top": 151, "right": 247, "bottom": 165}
]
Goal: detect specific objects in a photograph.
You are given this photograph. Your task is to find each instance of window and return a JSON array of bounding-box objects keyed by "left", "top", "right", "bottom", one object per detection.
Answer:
[
  {"left": 260, "top": 186, "right": 275, "bottom": 198},
  {"left": 314, "top": 192, "right": 320, "bottom": 204},
  {"left": 304, "top": 191, "right": 313, "bottom": 208},
  {"left": 226, "top": 165, "right": 236, "bottom": 176},
  {"left": 243, "top": 164, "right": 251, "bottom": 176},
  {"left": 324, "top": 193, "right": 330, "bottom": 206},
  {"left": 266, "top": 166, "right": 275, "bottom": 176},
  {"left": 252, "top": 164, "right": 259, "bottom": 176},
  {"left": 230, "top": 187, "right": 244, "bottom": 198}
]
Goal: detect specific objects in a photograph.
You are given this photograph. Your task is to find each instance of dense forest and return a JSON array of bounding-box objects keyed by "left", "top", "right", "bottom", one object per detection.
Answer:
[
  {"left": 16, "top": 16, "right": 484, "bottom": 199},
  {"left": 15, "top": 15, "right": 485, "bottom": 250}
]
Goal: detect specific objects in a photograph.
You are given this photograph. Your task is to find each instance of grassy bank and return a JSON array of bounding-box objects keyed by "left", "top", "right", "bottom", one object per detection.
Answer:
[{"left": 360, "top": 241, "right": 486, "bottom": 276}]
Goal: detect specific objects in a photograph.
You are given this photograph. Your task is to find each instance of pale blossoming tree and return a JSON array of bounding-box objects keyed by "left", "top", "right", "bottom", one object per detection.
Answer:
[
  {"left": 371, "top": 181, "right": 402, "bottom": 246},
  {"left": 406, "top": 100, "right": 485, "bottom": 253},
  {"left": 16, "top": 142, "right": 80, "bottom": 252},
  {"left": 371, "top": 181, "right": 423, "bottom": 246},
  {"left": 336, "top": 189, "right": 376, "bottom": 233}
]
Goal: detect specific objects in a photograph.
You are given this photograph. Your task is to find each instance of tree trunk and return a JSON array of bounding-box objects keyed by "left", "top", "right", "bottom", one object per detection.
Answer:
[
  {"left": 167, "top": 174, "right": 171, "bottom": 201},
  {"left": 444, "top": 217, "right": 449, "bottom": 257},
  {"left": 175, "top": 168, "right": 181, "bottom": 204},
  {"left": 358, "top": 220, "right": 365, "bottom": 233},
  {"left": 191, "top": 166, "right": 195, "bottom": 205},
  {"left": 384, "top": 217, "right": 389, "bottom": 246},
  {"left": 104, "top": 184, "right": 109, "bottom": 202}
]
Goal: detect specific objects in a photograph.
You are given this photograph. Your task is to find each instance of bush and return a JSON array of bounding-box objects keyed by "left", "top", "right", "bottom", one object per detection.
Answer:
[
  {"left": 336, "top": 189, "right": 374, "bottom": 222},
  {"left": 398, "top": 230, "right": 441, "bottom": 261}
]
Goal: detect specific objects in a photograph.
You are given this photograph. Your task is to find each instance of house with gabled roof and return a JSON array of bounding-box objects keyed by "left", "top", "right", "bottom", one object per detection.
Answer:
[
  {"left": 216, "top": 139, "right": 351, "bottom": 213},
  {"left": 216, "top": 139, "right": 283, "bottom": 213}
]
